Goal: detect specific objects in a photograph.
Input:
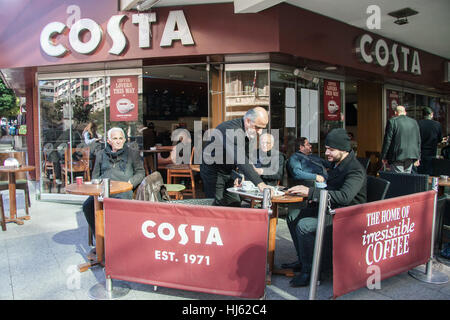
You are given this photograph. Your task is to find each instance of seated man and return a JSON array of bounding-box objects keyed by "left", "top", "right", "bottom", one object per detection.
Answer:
[
  {"left": 286, "top": 137, "right": 329, "bottom": 187},
  {"left": 285, "top": 128, "right": 367, "bottom": 287},
  {"left": 82, "top": 127, "right": 145, "bottom": 242},
  {"left": 253, "top": 132, "right": 286, "bottom": 186},
  {"left": 284, "top": 137, "right": 329, "bottom": 269}
]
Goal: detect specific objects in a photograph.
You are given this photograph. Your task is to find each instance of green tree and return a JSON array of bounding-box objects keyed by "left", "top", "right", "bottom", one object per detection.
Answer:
[{"left": 0, "top": 77, "right": 19, "bottom": 117}]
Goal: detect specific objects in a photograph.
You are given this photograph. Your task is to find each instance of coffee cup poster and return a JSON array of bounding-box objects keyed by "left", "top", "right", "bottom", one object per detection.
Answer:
[
  {"left": 323, "top": 80, "right": 341, "bottom": 121},
  {"left": 110, "top": 76, "right": 138, "bottom": 122}
]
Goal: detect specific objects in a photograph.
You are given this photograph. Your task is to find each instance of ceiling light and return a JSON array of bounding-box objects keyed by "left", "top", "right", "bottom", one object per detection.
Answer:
[
  {"left": 324, "top": 66, "right": 337, "bottom": 71},
  {"left": 136, "top": 0, "right": 161, "bottom": 11},
  {"left": 388, "top": 7, "right": 419, "bottom": 26}
]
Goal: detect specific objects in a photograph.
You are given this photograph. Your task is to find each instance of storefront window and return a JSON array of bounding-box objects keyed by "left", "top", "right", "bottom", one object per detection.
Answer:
[
  {"left": 39, "top": 71, "right": 143, "bottom": 197},
  {"left": 224, "top": 67, "right": 269, "bottom": 121}
]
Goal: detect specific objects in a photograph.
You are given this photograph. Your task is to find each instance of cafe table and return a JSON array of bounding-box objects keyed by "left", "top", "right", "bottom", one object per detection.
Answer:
[
  {"left": 0, "top": 165, "right": 35, "bottom": 225},
  {"left": 66, "top": 180, "right": 133, "bottom": 272},
  {"left": 428, "top": 176, "right": 450, "bottom": 196},
  {"left": 227, "top": 187, "right": 304, "bottom": 284}
]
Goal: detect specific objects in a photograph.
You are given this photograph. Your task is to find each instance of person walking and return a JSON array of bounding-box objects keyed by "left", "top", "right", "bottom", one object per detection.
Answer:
[
  {"left": 417, "top": 107, "right": 443, "bottom": 175},
  {"left": 381, "top": 105, "right": 421, "bottom": 173}
]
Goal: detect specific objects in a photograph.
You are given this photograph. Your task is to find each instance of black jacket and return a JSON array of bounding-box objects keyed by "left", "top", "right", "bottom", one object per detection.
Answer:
[
  {"left": 308, "top": 150, "right": 367, "bottom": 209},
  {"left": 418, "top": 119, "right": 442, "bottom": 158},
  {"left": 381, "top": 115, "right": 421, "bottom": 163},
  {"left": 201, "top": 118, "right": 263, "bottom": 186}
]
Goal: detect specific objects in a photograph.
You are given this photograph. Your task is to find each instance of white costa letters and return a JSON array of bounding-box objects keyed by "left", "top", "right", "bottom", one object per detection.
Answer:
[
  {"left": 40, "top": 9, "right": 194, "bottom": 57},
  {"left": 141, "top": 220, "right": 223, "bottom": 246},
  {"left": 356, "top": 33, "right": 421, "bottom": 75}
]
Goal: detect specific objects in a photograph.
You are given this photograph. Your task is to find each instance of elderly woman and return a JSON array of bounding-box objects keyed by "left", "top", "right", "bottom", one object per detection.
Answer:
[{"left": 82, "top": 127, "right": 145, "bottom": 239}]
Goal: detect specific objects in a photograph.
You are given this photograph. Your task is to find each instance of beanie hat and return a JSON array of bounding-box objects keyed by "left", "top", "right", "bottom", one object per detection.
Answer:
[{"left": 325, "top": 128, "right": 351, "bottom": 152}]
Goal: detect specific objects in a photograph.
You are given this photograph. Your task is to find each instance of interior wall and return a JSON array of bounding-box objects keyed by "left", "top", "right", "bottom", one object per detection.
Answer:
[{"left": 356, "top": 81, "right": 383, "bottom": 159}]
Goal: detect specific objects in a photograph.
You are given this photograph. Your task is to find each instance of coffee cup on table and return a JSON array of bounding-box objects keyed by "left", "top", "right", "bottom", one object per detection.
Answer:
[{"left": 241, "top": 180, "right": 255, "bottom": 191}]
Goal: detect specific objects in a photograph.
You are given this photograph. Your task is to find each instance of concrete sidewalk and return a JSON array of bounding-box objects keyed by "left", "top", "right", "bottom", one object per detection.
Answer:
[{"left": 0, "top": 182, "right": 449, "bottom": 300}]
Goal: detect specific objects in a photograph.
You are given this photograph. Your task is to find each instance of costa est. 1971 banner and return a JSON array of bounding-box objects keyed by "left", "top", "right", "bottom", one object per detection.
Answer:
[
  {"left": 103, "top": 198, "right": 269, "bottom": 298},
  {"left": 110, "top": 75, "right": 138, "bottom": 122},
  {"left": 332, "top": 191, "right": 435, "bottom": 298}
]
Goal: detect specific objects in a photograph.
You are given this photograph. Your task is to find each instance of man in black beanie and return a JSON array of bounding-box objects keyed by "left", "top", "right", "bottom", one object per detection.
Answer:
[{"left": 284, "top": 128, "right": 367, "bottom": 287}]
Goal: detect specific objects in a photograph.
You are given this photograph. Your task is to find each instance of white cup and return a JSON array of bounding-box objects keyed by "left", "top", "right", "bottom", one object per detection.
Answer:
[{"left": 241, "top": 180, "right": 255, "bottom": 191}]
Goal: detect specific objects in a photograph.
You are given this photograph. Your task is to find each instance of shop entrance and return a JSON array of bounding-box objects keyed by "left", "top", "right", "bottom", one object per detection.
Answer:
[{"left": 142, "top": 65, "right": 209, "bottom": 149}]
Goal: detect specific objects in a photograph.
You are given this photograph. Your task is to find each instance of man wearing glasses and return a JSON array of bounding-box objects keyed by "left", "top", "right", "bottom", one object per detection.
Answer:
[{"left": 200, "top": 107, "right": 272, "bottom": 207}]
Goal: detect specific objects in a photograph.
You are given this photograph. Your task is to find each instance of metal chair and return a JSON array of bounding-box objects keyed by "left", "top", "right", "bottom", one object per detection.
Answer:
[
  {"left": 366, "top": 175, "right": 390, "bottom": 202},
  {"left": 357, "top": 157, "right": 370, "bottom": 172},
  {"left": 378, "top": 171, "right": 429, "bottom": 199}
]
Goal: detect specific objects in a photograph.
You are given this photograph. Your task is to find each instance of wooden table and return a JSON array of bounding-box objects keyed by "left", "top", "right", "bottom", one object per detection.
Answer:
[
  {"left": 66, "top": 180, "right": 133, "bottom": 272},
  {"left": 227, "top": 187, "right": 303, "bottom": 284},
  {"left": 429, "top": 176, "right": 450, "bottom": 196},
  {"left": 0, "top": 165, "right": 35, "bottom": 225},
  {"left": 141, "top": 146, "right": 174, "bottom": 174}
]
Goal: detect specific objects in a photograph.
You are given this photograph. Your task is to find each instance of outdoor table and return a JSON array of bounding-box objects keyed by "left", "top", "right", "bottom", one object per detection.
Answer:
[
  {"left": 141, "top": 146, "right": 174, "bottom": 173},
  {"left": 66, "top": 180, "right": 133, "bottom": 272},
  {"left": 227, "top": 187, "right": 304, "bottom": 284},
  {"left": 429, "top": 176, "right": 450, "bottom": 196},
  {"left": 0, "top": 165, "right": 35, "bottom": 225}
]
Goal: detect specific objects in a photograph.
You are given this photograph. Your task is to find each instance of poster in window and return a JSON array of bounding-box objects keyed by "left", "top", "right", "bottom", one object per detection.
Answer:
[
  {"left": 110, "top": 76, "right": 138, "bottom": 122},
  {"left": 323, "top": 80, "right": 341, "bottom": 121},
  {"left": 387, "top": 90, "right": 400, "bottom": 119}
]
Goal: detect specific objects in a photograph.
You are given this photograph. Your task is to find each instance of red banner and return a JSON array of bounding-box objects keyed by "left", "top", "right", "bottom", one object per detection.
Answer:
[
  {"left": 332, "top": 191, "right": 435, "bottom": 298},
  {"left": 103, "top": 198, "right": 269, "bottom": 298},
  {"left": 386, "top": 89, "right": 400, "bottom": 119},
  {"left": 110, "top": 75, "right": 138, "bottom": 122},
  {"left": 323, "top": 79, "right": 341, "bottom": 121}
]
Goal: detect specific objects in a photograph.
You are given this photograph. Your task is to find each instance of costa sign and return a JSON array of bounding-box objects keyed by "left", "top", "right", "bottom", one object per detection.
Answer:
[
  {"left": 40, "top": 10, "right": 194, "bottom": 57},
  {"left": 355, "top": 33, "right": 421, "bottom": 75}
]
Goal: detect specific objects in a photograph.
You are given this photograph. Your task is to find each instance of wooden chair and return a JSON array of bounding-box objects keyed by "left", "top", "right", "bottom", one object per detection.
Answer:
[
  {"left": 0, "top": 193, "right": 6, "bottom": 231},
  {"left": 166, "top": 147, "right": 197, "bottom": 198},
  {"left": 61, "top": 147, "right": 90, "bottom": 185},
  {"left": 0, "top": 151, "right": 31, "bottom": 215},
  {"left": 43, "top": 146, "right": 56, "bottom": 189}
]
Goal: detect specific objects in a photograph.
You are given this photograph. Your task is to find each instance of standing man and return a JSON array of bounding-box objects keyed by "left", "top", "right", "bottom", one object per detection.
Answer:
[
  {"left": 381, "top": 105, "right": 421, "bottom": 173},
  {"left": 417, "top": 107, "right": 443, "bottom": 175},
  {"left": 285, "top": 128, "right": 367, "bottom": 287},
  {"left": 200, "top": 107, "right": 271, "bottom": 207}
]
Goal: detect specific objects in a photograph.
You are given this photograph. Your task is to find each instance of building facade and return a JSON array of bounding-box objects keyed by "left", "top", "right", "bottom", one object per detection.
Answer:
[{"left": 0, "top": 1, "right": 449, "bottom": 200}]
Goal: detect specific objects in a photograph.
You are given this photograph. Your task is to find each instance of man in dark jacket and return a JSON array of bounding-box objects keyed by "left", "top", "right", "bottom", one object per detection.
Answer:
[
  {"left": 286, "top": 137, "right": 329, "bottom": 187},
  {"left": 200, "top": 107, "right": 271, "bottom": 207},
  {"left": 417, "top": 107, "right": 443, "bottom": 175},
  {"left": 83, "top": 127, "right": 145, "bottom": 234},
  {"left": 381, "top": 105, "right": 421, "bottom": 173},
  {"left": 285, "top": 128, "right": 367, "bottom": 287}
]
